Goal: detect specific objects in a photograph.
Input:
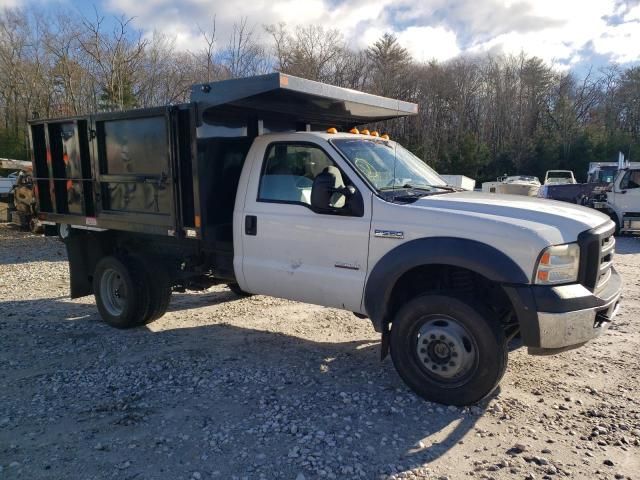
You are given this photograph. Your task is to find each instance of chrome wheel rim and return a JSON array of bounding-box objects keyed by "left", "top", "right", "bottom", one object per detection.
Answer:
[
  {"left": 415, "top": 315, "right": 478, "bottom": 382},
  {"left": 100, "top": 268, "right": 127, "bottom": 316}
]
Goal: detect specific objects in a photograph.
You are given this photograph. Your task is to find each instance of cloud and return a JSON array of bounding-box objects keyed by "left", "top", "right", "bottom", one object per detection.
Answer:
[
  {"left": 396, "top": 26, "right": 460, "bottom": 62},
  {"left": 94, "top": 0, "right": 640, "bottom": 68}
]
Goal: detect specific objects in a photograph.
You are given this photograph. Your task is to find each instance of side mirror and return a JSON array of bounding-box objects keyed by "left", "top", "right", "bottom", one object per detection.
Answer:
[{"left": 311, "top": 167, "right": 363, "bottom": 216}]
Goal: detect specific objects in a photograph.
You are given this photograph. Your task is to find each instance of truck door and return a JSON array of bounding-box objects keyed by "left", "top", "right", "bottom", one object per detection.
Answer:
[
  {"left": 238, "top": 138, "right": 372, "bottom": 312},
  {"left": 612, "top": 169, "right": 640, "bottom": 216}
]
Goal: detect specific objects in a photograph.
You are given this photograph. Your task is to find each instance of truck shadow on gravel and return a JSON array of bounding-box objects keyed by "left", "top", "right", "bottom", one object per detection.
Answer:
[
  {"left": 1, "top": 294, "right": 489, "bottom": 477},
  {"left": 614, "top": 236, "right": 640, "bottom": 255}
]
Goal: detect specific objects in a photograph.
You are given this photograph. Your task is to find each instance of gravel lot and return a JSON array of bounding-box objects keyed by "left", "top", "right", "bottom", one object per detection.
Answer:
[{"left": 1, "top": 224, "right": 639, "bottom": 480}]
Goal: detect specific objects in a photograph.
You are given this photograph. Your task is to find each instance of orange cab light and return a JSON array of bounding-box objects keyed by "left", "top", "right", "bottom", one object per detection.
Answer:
[
  {"left": 349, "top": 127, "right": 360, "bottom": 134},
  {"left": 326, "top": 127, "right": 338, "bottom": 134},
  {"left": 370, "top": 131, "right": 379, "bottom": 137},
  {"left": 361, "top": 129, "right": 370, "bottom": 135},
  {"left": 381, "top": 134, "right": 390, "bottom": 140}
]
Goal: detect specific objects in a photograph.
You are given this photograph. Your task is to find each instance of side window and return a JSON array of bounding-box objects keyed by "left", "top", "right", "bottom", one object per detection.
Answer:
[
  {"left": 258, "top": 143, "right": 336, "bottom": 205},
  {"left": 622, "top": 170, "right": 640, "bottom": 190}
]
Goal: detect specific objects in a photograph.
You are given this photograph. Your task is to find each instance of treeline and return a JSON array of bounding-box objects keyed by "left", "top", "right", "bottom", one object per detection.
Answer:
[{"left": 1, "top": 8, "right": 639, "bottom": 182}]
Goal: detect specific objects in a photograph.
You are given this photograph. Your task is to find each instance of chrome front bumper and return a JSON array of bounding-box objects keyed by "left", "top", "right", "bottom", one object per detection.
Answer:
[
  {"left": 537, "top": 289, "right": 621, "bottom": 349},
  {"left": 504, "top": 267, "right": 623, "bottom": 354}
]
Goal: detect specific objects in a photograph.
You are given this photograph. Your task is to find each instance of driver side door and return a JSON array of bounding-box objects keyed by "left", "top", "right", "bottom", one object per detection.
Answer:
[{"left": 240, "top": 140, "right": 372, "bottom": 312}]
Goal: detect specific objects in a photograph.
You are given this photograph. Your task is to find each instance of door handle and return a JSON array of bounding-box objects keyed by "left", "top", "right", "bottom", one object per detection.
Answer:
[{"left": 245, "top": 215, "right": 257, "bottom": 235}]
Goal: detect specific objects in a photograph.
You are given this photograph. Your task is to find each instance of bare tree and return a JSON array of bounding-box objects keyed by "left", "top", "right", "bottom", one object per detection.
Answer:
[{"left": 78, "top": 10, "right": 147, "bottom": 110}]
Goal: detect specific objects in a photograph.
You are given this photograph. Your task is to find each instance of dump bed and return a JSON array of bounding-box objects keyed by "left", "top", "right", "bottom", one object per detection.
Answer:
[
  {"left": 30, "top": 73, "right": 417, "bottom": 242},
  {"left": 30, "top": 106, "right": 195, "bottom": 237}
]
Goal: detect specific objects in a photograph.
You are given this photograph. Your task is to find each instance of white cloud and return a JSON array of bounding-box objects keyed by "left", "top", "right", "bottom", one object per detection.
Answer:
[
  {"left": 99, "top": 0, "right": 640, "bottom": 68},
  {"left": 396, "top": 26, "right": 460, "bottom": 62},
  {"left": 467, "top": 0, "right": 640, "bottom": 66}
]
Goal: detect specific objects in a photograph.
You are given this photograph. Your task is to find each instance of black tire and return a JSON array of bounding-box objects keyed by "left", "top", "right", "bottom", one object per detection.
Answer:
[
  {"left": 93, "top": 256, "right": 151, "bottom": 328},
  {"left": 136, "top": 256, "right": 172, "bottom": 322},
  {"left": 607, "top": 212, "right": 621, "bottom": 236},
  {"left": 390, "top": 294, "right": 508, "bottom": 406},
  {"left": 227, "top": 283, "right": 253, "bottom": 297}
]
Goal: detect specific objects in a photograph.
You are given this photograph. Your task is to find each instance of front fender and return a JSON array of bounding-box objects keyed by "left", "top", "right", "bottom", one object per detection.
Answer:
[{"left": 364, "top": 237, "right": 529, "bottom": 331}]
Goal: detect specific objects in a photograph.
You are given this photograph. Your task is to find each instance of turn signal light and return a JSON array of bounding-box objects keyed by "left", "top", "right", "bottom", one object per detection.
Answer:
[
  {"left": 349, "top": 127, "right": 359, "bottom": 134},
  {"left": 327, "top": 127, "right": 338, "bottom": 134}
]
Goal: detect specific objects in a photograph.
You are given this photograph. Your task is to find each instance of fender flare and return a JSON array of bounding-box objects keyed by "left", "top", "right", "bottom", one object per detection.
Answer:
[{"left": 364, "top": 237, "right": 530, "bottom": 332}]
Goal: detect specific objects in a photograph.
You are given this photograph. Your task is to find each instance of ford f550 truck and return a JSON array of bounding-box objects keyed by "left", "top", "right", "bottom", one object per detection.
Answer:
[{"left": 29, "top": 73, "right": 622, "bottom": 405}]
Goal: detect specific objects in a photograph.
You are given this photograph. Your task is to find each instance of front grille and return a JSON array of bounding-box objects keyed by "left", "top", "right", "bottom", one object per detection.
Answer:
[
  {"left": 597, "top": 235, "right": 615, "bottom": 289},
  {"left": 577, "top": 222, "right": 616, "bottom": 292}
]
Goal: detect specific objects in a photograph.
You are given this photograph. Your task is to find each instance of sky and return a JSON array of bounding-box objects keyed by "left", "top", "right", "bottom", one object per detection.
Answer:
[{"left": 3, "top": 0, "right": 640, "bottom": 71}]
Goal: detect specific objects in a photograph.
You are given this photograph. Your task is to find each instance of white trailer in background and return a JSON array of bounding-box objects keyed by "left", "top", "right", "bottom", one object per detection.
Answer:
[{"left": 440, "top": 174, "right": 476, "bottom": 191}]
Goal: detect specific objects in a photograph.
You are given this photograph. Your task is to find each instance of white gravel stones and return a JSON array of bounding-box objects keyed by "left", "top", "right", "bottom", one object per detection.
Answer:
[{"left": 1, "top": 226, "right": 640, "bottom": 479}]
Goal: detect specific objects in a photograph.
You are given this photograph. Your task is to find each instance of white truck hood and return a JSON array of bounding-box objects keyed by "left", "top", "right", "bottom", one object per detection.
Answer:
[
  {"left": 369, "top": 191, "right": 613, "bottom": 283},
  {"left": 417, "top": 191, "right": 609, "bottom": 239}
]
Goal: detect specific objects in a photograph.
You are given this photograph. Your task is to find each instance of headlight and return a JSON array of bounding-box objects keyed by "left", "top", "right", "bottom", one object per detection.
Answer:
[{"left": 535, "top": 243, "right": 580, "bottom": 285}]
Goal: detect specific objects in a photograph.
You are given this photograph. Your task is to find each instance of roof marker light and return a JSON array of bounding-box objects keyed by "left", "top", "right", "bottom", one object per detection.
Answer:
[
  {"left": 361, "top": 129, "right": 370, "bottom": 135},
  {"left": 370, "top": 131, "right": 379, "bottom": 137},
  {"left": 381, "top": 134, "right": 390, "bottom": 140},
  {"left": 327, "top": 127, "right": 338, "bottom": 134},
  {"left": 349, "top": 127, "right": 359, "bottom": 134}
]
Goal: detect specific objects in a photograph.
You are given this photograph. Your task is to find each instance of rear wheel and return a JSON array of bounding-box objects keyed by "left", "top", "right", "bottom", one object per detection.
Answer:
[
  {"left": 390, "top": 294, "right": 507, "bottom": 406},
  {"left": 137, "top": 257, "right": 172, "bottom": 322},
  {"left": 93, "top": 256, "right": 150, "bottom": 328}
]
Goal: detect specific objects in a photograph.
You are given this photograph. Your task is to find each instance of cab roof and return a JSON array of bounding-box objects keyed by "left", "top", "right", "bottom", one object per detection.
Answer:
[{"left": 191, "top": 73, "right": 418, "bottom": 128}]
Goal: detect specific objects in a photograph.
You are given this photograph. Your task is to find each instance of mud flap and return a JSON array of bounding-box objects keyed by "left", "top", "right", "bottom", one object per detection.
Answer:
[{"left": 380, "top": 321, "right": 391, "bottom": 360}]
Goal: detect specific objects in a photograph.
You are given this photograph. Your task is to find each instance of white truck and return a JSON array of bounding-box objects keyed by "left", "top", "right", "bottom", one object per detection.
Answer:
[
  {"left": 592, "top": 166, "right": 640, "bottom": 234},
  {"left": 30, "top": 74, "right": 623, "bottom": 405}
]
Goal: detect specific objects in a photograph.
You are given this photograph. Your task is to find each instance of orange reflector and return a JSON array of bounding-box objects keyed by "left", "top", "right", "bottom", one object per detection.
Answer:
[
  {"left": 327, "top": 127, "right": 338, "bottom": 134},
  {"left": 63, "top": 153, "right": 69, "bottom": 164},
  {"left": 194, "top": 215, "right": 201, "bottom": 228},
  {"left": 370, "top": 131, "right": 379, "bottom": 137},
  {"left": 537, "top": 270, "right": 549, "bottom": 282},
  {"left": 361, "top": 129, "right": 370, "bottom": 135},
  {"left": 540, "top": 252, "right": 551, "bottom": 265},
  {"left": 66, "top": 179, "right": 73, "bottom": 191},
  {"left": 349, "top": 127, "right": 359, "bottom": 134},
  {"left": 381, "top": 134, "right": 390, "bottom": 140}
]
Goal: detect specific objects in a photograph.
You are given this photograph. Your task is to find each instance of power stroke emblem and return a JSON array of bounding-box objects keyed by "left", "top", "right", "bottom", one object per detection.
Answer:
[{"left": 374, "top": 229, "right": 404, "bottom": 239}]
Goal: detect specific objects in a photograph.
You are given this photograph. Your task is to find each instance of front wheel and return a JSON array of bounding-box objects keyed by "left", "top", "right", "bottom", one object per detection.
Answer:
[
  {"left": 390, "top": 294, "right": 507, "bottom": 406},
  {"left": 227, "top": 283, "right": 253, "bottom": 297}
]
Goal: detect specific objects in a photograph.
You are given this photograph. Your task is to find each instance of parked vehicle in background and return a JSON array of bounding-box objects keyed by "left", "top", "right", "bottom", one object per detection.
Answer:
[
  {"left": 0, "top": 172, "right": 18, "bottom": 199},
  {"left": 28, "top": 73, "right": 622, "bottom": 406},
  {"left": 9, "top": 171, "right": 40, "bottom": 232},
  {"left": 482, "top": 175, "right": 541, "bottom": 196},
  {"left": 591, "top": 167, "right": 640, "bottom": 235},
  {"left": 440, "top": 174, "right": 476, "bottom": 191},
  {"left": 587, "top": 162, "right": 640, "bottom": 184},
  {"left": 544, "top": 170, "right": 577, "bottom": 185}
]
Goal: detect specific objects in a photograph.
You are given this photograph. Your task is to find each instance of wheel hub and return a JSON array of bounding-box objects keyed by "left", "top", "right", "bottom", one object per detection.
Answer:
[
  {"left": 100, "top": 269, "right": 126, "bottom": 316},
  {"left": 416, "top": 317, "right": 475, "bottom": 380}
]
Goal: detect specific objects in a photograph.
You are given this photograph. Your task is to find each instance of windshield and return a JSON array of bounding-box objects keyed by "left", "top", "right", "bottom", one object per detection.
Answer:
[{"left": 331, "top": 138, "right": 446, "bottom": 190}]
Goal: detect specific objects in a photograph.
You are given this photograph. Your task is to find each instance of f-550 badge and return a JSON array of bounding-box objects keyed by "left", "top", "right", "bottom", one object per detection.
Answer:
[{"left": 374, "top": 229, "right": 404, "bottom": 239}]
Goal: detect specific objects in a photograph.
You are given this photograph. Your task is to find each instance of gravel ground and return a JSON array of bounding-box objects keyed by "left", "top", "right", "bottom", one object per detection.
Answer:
[{"left": 1, "top": 224, "right": 639, "bottom": 480}]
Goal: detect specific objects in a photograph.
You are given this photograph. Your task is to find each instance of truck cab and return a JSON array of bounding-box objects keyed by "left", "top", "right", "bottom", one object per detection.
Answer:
[
  {"left": 29, "top": 74, "right": 623, "bottom": 406},
  {"left": 596, "top": 167, "right": 640, "bottom": 234}
]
